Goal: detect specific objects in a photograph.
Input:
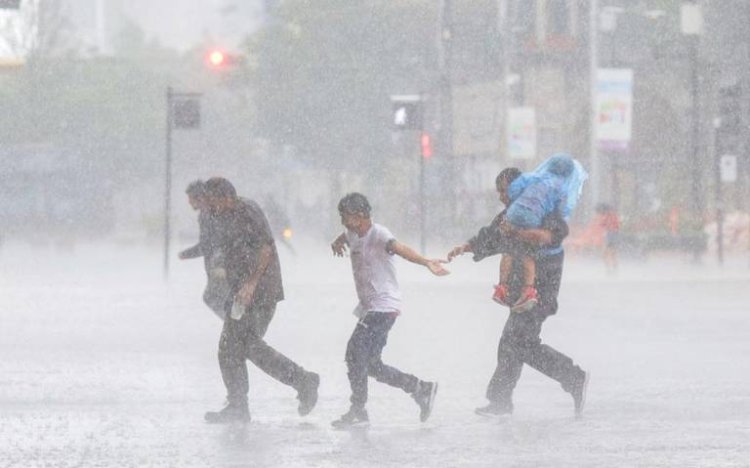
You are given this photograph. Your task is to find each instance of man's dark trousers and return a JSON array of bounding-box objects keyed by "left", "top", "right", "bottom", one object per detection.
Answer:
[
  {"left": 219, "top": 302, "right": 308, "bottom": 406},
  {"left": 346, "top": 312, "right": 419, "bottom": 409},
  {"left": 486, "top": 252, "right": 585, "bottom": 407}
]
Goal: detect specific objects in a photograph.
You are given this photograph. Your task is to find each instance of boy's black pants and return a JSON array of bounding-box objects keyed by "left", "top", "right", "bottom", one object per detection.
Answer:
[{"left": 346, "top": 312, "right": 420, "bottom": 409}]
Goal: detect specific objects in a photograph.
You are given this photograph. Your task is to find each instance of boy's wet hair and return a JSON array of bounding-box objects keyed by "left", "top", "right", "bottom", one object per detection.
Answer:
[
  {"left": 205, "top": 177, "right": 237, "bottom": 198},
  {"left": 338, "top": 192, "right": 371, "bottom": 217},
  {"left": 185, "top": 179, "right": 206, "bottom": 197}
]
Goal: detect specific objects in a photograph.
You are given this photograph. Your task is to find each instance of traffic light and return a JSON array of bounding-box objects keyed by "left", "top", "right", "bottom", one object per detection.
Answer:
[
  {"left": 204, "top": 48, "right": 241, "bottom": 70},
  {"left": 420, "top": 132, "right": 433, "bottom": 159},
  {"left": 0, "top": 0, "right": 21, "bottom": 9},
  {"left": 390, "top": 95, "right": 423, "bottom": 130}
]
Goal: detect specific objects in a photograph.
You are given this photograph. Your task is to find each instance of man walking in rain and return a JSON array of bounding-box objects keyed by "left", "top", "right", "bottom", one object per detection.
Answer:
[
  {"left": 447, "top": 168, "right": 589, "bottom": 418},
  {"left": 179, "top": 179, "right": 230, "bottom": 319},
  {"left": 202, "top": 177, "right": 320, "bottom": 423}
]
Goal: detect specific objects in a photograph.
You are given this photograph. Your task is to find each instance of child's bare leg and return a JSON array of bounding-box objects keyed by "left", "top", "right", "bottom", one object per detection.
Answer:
[
  {"left": 512, "top": 255, "right": 539, "bottom": 313},
  {"left": 521, "top": 255, "right": 536, "bottom": 287},
  {"left": 499, "top": 254, "right": 513, "bottom": 284},
  {"left": 492, "top": 255, "right": 514, "bottom": 306}
]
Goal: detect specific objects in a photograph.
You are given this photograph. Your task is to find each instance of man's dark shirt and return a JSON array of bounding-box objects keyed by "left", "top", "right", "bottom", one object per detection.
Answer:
[
  {"left": 214, "top": 198, "right": 284, "bottom": 307},
  {"left": 467, "top": 209, "right": 568, "bottom": 262},
  {"left": 467, "top": 209, "right": 568, "bottom": 317}
]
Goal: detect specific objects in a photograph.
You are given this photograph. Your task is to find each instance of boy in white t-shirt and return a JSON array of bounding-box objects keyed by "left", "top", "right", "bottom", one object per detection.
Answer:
[{"left": 330, "top": 193, "right": 449, "bottom": 428}]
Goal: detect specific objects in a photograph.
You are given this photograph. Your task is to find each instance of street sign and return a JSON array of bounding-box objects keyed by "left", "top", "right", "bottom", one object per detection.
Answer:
[
  {"left": 507, "top": 107, "right": 536, "bottom": 159},
  {"left": 0, "top": 0, "right": 21, "bottom": 9},
  {"left": 720, "top": 154, "right": 737, "bottom": 183},
  {"left": 172, "top": 98, "right": 201, "bottom": 129}
]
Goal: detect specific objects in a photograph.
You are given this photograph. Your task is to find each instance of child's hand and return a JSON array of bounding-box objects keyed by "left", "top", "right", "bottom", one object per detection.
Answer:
[{"left": 426, "top": 259, "right": 450, "bottom": 276}]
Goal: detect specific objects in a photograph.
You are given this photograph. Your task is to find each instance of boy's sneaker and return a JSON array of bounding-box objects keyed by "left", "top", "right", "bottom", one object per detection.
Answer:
[
  {"left": 571, "top": 371, "right": 590, "bottom": 418},
  {"left": 474, "top": 401, "right": 513, "bottom": 418},
  {"left": 297, "top": 372, "right": 320, "bottom": 416},
  {"left": 204, "top": 403, "right": 251, "bottom": 424},
  {"left": 331, "top": 406, "right": 369, "bottom": 429},
  {"left": 511, "top": 286, "right": 538, "bottom": 313},
  {"left": 492, "top": 284, "right": 511, "bottom": 306},
  {"left": 412, "top": 381, "right": 438, "bottom": 422}
]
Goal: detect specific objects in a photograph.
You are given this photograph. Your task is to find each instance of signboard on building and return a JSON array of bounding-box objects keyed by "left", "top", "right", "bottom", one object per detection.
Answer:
[
  {"left": 452, "top": 82, "right": 502, "bottom": 156},
  {"left": 720, "top": 154, "right": 737, "bottom": 183},
  {"left": 507, "top": 107, "right": 536, "bottom": 159},
  {"left": 595, "top": 68, "right": 633, "bottom": 151}
]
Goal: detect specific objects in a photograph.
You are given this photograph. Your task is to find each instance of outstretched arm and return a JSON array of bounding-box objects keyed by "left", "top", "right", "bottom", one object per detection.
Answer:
[
  {"left": 178, "top": 243, "right": 203, "bottom": 259},
  {"left": 331, "top": 232, "right": 349, "bottom": 256},
  {"left": 389, "top": 240, "right": 449, "bottom": 276}
]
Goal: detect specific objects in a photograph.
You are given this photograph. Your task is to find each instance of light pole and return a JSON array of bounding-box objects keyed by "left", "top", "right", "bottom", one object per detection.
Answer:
[
  {"left": 681, "top": 1, "right": 704, "bottom": 224},
  {"left": 164, "top": 87, "right": 202, "bottom": 279},
  {"left": 589, "top": 0, "right": 600, "bottom": 210}
]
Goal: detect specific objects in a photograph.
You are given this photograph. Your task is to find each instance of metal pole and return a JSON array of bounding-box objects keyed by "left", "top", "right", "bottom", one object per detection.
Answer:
[
  {"left": 438, "top": 0, "right": 454, "bottom": 230},
  {"left": 164, "top": 87, "right": 173, "bottom": 279},
  {"left": 419, "top": 136, "right": 426, "bottom": 255},
  {"left": 689, "top": 37, "right": 704, "bottom": 223},
  {"left": 713, "top": 118, "right": 724, "bottom": 265},
  {"left": 589, "top": 0, "right": 600, "bottom": 210}
]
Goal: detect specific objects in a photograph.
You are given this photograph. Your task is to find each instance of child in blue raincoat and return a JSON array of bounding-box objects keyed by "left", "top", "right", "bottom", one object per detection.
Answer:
[{"left": 493, "top": 153, "right": 587, "bottom": 312}]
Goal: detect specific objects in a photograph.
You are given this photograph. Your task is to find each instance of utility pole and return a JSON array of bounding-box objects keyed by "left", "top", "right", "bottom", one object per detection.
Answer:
[
  {"left": 164, "top": 87, "right": 173, "bottom": 279},
  {"left": 163, "top": 87, "right": 202, "bottom": 279},
  {"left": 589, "top": 0, "right": 601, "bottom": 210},
  {"left": 437, "top": 0, "right": 454, "bottom": 224}
]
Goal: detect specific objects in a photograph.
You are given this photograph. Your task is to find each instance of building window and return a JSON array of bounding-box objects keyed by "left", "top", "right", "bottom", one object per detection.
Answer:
[{"left": 547, "top": 0, "right": 569, "bottom": 36}]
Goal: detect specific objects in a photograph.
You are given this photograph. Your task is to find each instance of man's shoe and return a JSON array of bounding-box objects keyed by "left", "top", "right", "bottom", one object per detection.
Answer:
[
  {"left": 412, "top": 381, "right": 438, "bottom": 422},
  {"left": 492, "top": 284, "right": 511, "bottom": 306},
  {"left": 331, "top": 406, "right": 369, "bottom": 429},
  {"left": 511, "top": 286, "right": 538, "bottom": 313},
  {"left": 297, "top": 372, "right": 320, "bottom": 416},
  {"left": 572, "top": 371, "right": 590, "bottom": 418},
  {"left": 204, "top": 404, "right": 251, "bottom": 424},
  {"left": 474, "top": 401, "right": 513, "bottom": 418}
]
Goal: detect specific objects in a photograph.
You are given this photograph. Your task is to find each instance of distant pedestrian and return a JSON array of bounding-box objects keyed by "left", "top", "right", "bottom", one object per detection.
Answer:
[
  {"left": 202, "top": 177, "right": 320, "bottom": 423},
  {"left": 330, "top": 193, "right": 448, "bottom": 428},
  {"left": 596, "top": 203, "right": 620, "bottom": 274},
  {"left": 178, "top": 180, "right": 230, "bottom": 319},
  {"left": 447, "top": 168, "right": 589, "bottom": 419}
]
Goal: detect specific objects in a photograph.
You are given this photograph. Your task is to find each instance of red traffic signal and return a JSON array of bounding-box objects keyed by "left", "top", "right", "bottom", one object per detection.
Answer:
[
  {"left": 207, "top": 50, "right": 227, "bottom": 67},
  {"left": 420, "top": 132, "right": 433, "bottom": 159},
  {"left": 204, "top": 48, "right": 242, "bottom": 70}
]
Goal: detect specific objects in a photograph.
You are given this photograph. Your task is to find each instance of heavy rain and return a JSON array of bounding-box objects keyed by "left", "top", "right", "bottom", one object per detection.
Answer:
[{"left": 1, "top": 1, "right": 749, "bottom": 467}]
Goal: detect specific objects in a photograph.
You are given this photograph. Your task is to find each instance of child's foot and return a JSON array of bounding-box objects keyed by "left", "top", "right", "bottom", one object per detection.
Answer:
[
  {"left": 492, "top": 284, "right": 511, "bottom": 306},
  {"left": 511, "top": 286, "right": 538, "bottom": 313},
  {"left": 331, "top": 406, "right": 369, "bottom": 429}
]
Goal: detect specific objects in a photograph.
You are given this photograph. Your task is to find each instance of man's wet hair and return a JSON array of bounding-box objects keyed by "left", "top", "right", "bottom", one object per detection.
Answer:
[
  {"left": 495, "top": 167, "right": 521, "bottom": 188},
  {"left": 205, "top": 177, "right": 237, "bottom": 199},
  {"left": 338, "top": 192, "right": 372, "bottom": 217},
  {"left": 185, "top": 179, "right": 206, "bottom": 197}
]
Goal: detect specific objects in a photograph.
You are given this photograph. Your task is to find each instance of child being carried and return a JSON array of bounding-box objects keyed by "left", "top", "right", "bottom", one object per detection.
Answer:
[{"left": 493, "top": 153, "right": 587, "bottom": 313}]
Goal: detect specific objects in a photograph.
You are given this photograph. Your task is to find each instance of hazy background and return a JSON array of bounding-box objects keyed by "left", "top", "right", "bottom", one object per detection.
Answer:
[{"left": 0, "top": 0, "right": 748, "bottom": 255}]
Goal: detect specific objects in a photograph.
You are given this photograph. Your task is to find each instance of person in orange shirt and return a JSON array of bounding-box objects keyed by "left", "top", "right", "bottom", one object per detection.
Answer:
[{"left": 596, "top": 203, "right": 620, "bottom": 274}]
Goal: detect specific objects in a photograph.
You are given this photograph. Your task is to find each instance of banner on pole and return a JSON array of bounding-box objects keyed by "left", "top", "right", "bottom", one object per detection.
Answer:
[
  {"left": 507, "top": 107, "right": 536, "bottom": 160},
  {"left": 595, "top": 68, "right": 633, "bottom": 151}
]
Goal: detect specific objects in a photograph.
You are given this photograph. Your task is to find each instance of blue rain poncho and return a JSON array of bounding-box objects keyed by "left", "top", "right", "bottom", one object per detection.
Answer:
[{"left": 506, "top": 153, "right": 588, "bottom": 226}]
